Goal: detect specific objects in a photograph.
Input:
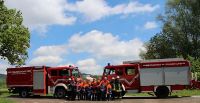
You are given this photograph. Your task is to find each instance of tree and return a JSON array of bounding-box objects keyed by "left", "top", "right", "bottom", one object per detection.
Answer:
[
  {"left": 141, "top": 0, "right": 200, "bottom": 60},
  {"left": 187, "top": 56, "right": 200, "bottom": 73},
  {"left": 0, "top": 0, "right": 30, "bottom": 65},
  {"left": 164, "top": 0, "right": 200, "bottom": 59},
  {"left": 141, "top": 0, "right": 200, "bottom": 77},
  {"left": 140, "top": 33, "right": 178, "bottom": 59}
]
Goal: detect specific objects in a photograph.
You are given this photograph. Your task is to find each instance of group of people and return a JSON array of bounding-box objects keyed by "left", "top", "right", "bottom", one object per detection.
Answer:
[{"left": 66, "top": 76, "right": 124, "bottom": 101}]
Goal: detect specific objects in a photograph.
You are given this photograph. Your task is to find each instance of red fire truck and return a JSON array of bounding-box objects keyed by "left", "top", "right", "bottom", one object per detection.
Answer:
[
  {"left": 6, "top": 66, "right": 81, "bottom": 98},
  {"left": 102, "top": 58, "right": 191, "bottom": 98}
]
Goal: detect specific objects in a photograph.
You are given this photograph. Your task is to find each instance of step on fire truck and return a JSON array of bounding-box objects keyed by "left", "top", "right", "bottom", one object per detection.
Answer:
[
  {"left": 102, "top": 58, "right": 191, "bottom": 98},
  {"left": 6, "top": 66, "right": 80, "bottom": 98}
]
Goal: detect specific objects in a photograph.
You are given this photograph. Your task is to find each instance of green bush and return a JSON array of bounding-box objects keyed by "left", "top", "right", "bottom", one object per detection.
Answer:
[{"left": 187, "top": 56, "right": 200, "bottom": 81}]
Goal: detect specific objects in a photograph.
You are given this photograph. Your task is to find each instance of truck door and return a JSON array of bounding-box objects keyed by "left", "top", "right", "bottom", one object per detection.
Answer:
[
  {"left": 33, "top": 67, "right": 46, "bottom": 95},
  {"left": 123, "top": 66, "right": 139, "bottom": 90},
  {"left": 116, "top": 67, "right": 124, "bottom": 76}
]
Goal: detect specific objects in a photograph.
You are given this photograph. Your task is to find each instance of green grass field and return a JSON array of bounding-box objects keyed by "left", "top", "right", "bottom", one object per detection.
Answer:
[
  {"left": 126, "top": 89, "right": 200, "bottom": 97},
  {"left": 171, "top": 89, "right": 200, "bottom": 97},
  {"left": 0, "top": 78, "right": 14, "bottom": 103},
  {"left": 0, "top": 89, "right": 14, "bottom": 103}
]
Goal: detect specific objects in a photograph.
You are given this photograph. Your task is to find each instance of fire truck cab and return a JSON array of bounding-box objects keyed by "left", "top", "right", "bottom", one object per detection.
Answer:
[
  {"left": 102, "top": 58, "right": 191, "bottom": 98},
  {"left": 6, "top": 66, "right": 81, "bottom": 98}
]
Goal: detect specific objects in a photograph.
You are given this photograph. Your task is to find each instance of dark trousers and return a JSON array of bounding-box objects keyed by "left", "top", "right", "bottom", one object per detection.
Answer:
[
  {"left": 77, "top": 91, "right": 81, "bottom": 100},
  {"left": 100, "top": 91, "right": 106, "bottom": 101},
  {"left": 91, "top": 93, "right": 97, "bottom": 100},
  {"left": 87, "top": 92, "right": 92, "bottom": 100},
  {"left": 107, "top": 93, "right": 112, "bottom": 101},
  {"left": 97, "top": 92, "right": 101, "bottom": 101},
  {"left": 68, "top": 91, "right": 76, "bottom": 100}
]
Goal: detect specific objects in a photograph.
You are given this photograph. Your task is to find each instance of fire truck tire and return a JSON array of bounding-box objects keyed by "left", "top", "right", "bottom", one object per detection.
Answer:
[
  {"left": 155, "top": 86, "right": 169, "bottom": 98},
  {"left": 19, "top": 89, "right": 29, "bottom": 98},
  {"left": 55, "top": 88, "right": 66, "bottom": 98}
]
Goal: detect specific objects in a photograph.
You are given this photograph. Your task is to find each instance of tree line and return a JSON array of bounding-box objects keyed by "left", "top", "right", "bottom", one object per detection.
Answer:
[{"left": 140, "top": 0, "right": 200, "bottom": 76}]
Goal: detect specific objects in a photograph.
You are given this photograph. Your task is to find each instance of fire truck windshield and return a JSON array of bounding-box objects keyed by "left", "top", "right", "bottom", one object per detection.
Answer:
[
  {"left": 104, "top": 68, "right": 109, "bottom": 75},
  {"left": 104, "top": 68, "right": 115, "bottom": 75},
  {"left": 59, "top": 69, "right": 70, "bottom": 76},
  {"left": 72, "top": 69, "right": 79, "bottom": 77}
]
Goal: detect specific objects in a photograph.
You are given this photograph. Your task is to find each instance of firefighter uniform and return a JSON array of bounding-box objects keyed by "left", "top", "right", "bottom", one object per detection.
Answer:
[
  {"left": 67, "top": 78, "right": 76, "bottom": 100},
  {"left": 83, "top": 80, "right": 89, "bottom": 100},
  {"left": 91, "top": 79, "right": 98, "bottom": 100},
  {"left": 86, "top": 82, "right": 92, "bottom": 100},
  {"left": 106, "top": 83, "right": 112, "bottom": 101},
  {"left": 79, "top": 80, "right": 85, "bottom": 100},
  {"left": 112, "top": 76, "right": 122, "bottom": 98},
  {"left": 99, "top": 77, "right": 109, "bottom": 101},
  {"left": 76, "top": 79, "right": 83, "bottom": 100},
  {"left": 96, "top": 78, "right": 101, "bottom": 101}
]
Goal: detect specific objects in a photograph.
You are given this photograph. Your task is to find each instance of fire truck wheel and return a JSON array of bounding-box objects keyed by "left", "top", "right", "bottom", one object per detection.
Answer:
[
  {"left": 155, "top": 86, "right": 169, "bottom": 98},
  {"left": 19, "top": 89, "right": 29, "bottom": 98},
  {"left": 55, "top": 88, "right": 66, "bottom": 98}
]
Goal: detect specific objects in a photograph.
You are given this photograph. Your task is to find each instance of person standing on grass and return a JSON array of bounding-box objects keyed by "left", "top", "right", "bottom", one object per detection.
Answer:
[
  {"left": 106, "top": 82, "right": 112, "bottom": 101},
  {"left": 79, "top": 80, "right": 85, "bottom": 100},
  {"left": 91, "top": 78, "right": 97, "bottom": 100},
  {"left": 86, "top": 81, "right": 92, "bottom": 100},
  {"left": 67, "top": 77, "right": 76, "bottom": 100},
  {"left": 83, "top": 80, "right": 89, "bottom": 100},
  {"left": 96, "top": 78, "right": 101, "bottom": 101},
  {"left": 113, "top": 76, "right": 122, "bottom": 98},
  {"left": 66, "top": 78, "right": 72, "bottom": 100},
  {"left": 76, "top": 78, "right": 82, "bottom": 100},
  {"left": 110, "top": 77, "right": 115, "bottom": 99},
  {"left": 99, "top": 77, "right": 109, "bottom": 100}
]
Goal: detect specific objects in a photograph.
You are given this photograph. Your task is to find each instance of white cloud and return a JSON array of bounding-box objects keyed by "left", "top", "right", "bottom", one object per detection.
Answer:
[
  {"left": 76, "top": 58, "right": 102, "bottom": 75},
  {"left": 69, "top": 30, "right": 145, "bottom": 60},
  {"left": 65, "top": 0, "right": 110, "bottom": 22},
  {"left": 29, "top": 56, "right": 63, "bottom": 66},
  {"left": 122, "top": 2, "right": 159, "bottom": 14},
  {"left": 65, "top": 0, "right": 159, "bottom": 22},
  {"left": 28, "top": 30, "right": 145, "bottom": 74},
  {"left": 144, "top": 21, "right": 158, "bottom": 29},
  {"left": 29, "top": 45, "right": 67, "bottom": 66},
  {"left": 34, "top": 45, "right": 67, "bottom": 56},
  {"left": 4, "top": 0, "right": 76, "bottom": 33},
  {"left": 4, "top": 0, "right": 159, "bottom": 33}
]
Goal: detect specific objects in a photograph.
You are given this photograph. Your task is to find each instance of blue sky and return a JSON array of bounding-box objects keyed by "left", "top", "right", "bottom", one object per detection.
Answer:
[{"left": 1, "top": 0, "right": 166, "bottom": 74}]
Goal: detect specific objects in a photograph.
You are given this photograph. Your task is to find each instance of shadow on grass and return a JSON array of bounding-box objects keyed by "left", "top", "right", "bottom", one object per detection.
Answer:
[{"left": 0, "top": 90, "right": 9, "bottom": 94}]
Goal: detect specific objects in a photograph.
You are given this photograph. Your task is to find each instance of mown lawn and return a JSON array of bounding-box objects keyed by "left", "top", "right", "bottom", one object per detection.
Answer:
[
  {"left": 126, "top": 89, "right": 200, "bottom": 97},
  {"left": 0, "top": 89, "right": 14, "bottom": 103},
  {"left": 0, "top": 79, "right": 14, "bottom": 103},
  {"left": 171, "top": 89, "right": 200, "bottom": 97}
]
